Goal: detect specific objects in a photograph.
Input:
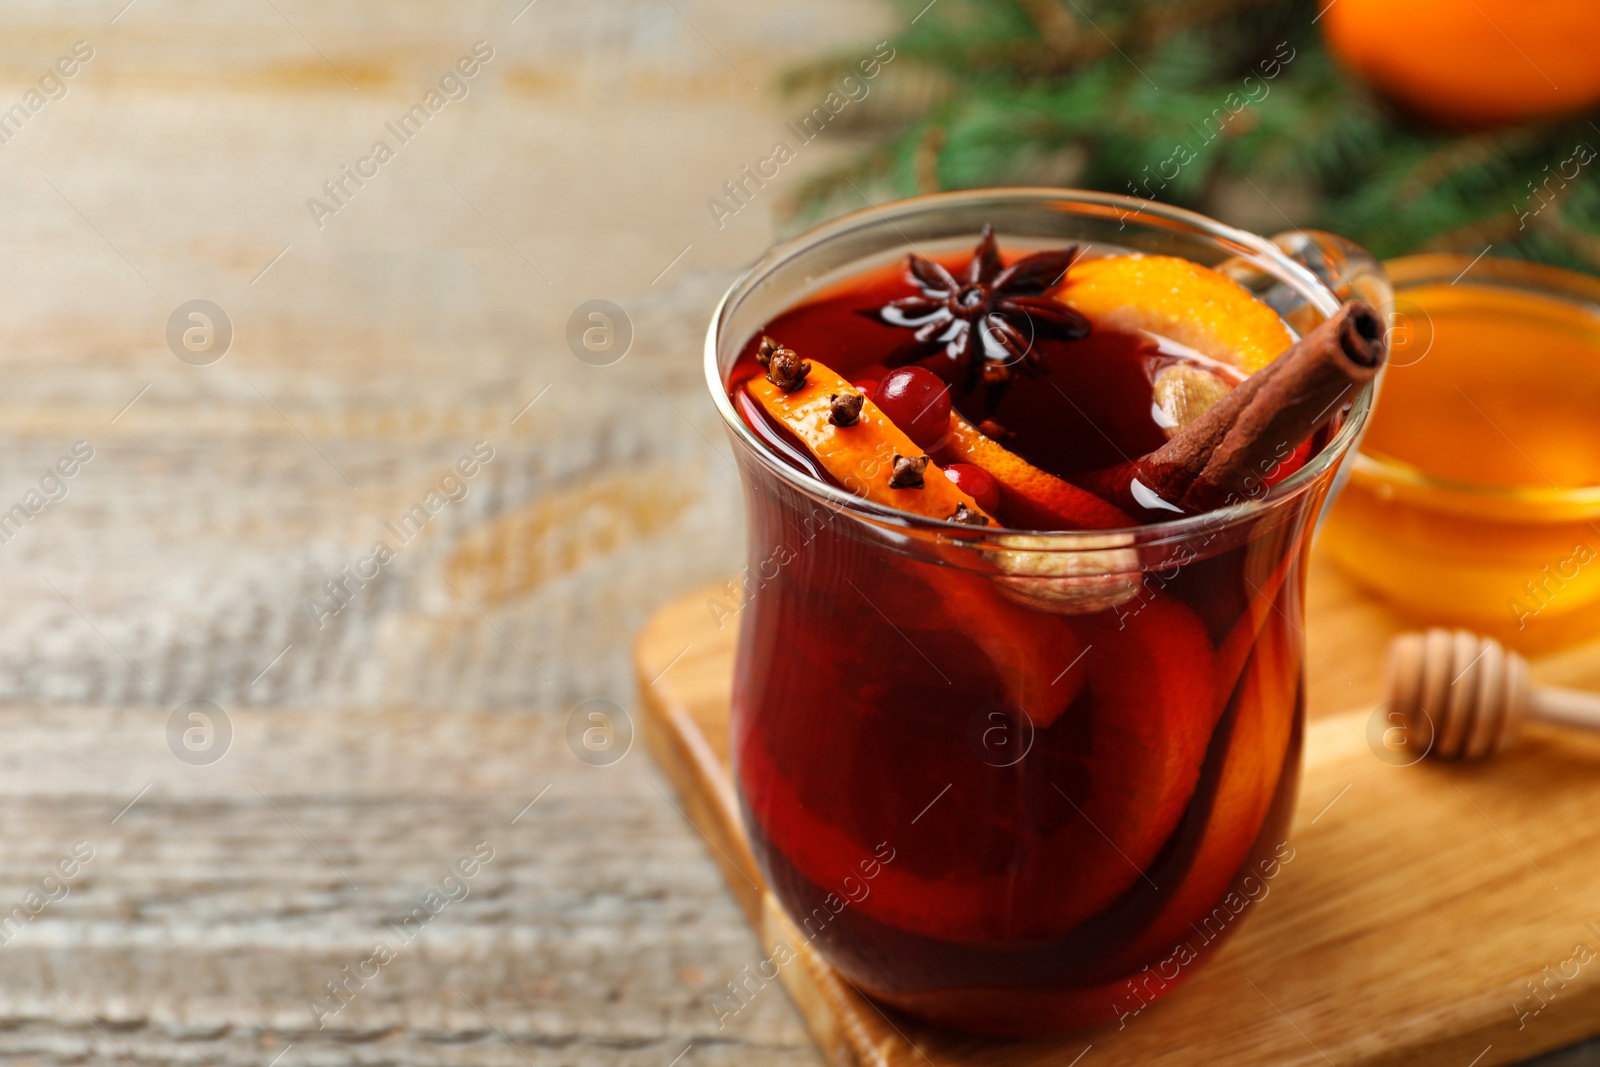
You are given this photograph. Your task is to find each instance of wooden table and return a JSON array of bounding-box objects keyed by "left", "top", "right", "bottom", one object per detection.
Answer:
[{"left": 0, "top": 0, "right": 1593, "bottom": 1064}]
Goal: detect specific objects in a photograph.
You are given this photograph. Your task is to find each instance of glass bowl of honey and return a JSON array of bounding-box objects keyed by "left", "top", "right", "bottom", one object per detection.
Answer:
[{"left": 1321, "top": 254, "right": 1600, "bottom": 650}]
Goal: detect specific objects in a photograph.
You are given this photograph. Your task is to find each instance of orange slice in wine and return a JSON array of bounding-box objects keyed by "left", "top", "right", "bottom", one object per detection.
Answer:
[
  {"left": 1060, "top": 254, "right": 1293, "bottom": 373},
  {"left": 940, "top": 413, "right": 1132, "bottom": 530},
  {"left": 738, "top": 587, "right": 1217, "bottom": 945},
  {"left": 1098, "top": 580, "right": 1301, "bottom": 974}
]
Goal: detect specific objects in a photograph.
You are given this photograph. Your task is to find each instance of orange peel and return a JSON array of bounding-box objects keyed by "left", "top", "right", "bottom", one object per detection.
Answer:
[
  {"left": 941, "top": 413, "right": 1132, "bottom": 530},
  {"left": 744, "top": 362, "right": 989, "bottom": 525}
]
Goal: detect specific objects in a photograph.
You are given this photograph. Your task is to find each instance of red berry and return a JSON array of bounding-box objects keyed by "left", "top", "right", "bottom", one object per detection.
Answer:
[
  {"left": 851, "top": 378, "right": 880, "bottom": 398},
  {"left": 943, "top": 463, "right": 1001, "bottom": 514},
  {"left": 872, "top": 367, "right": 951, "bottom": 447}
]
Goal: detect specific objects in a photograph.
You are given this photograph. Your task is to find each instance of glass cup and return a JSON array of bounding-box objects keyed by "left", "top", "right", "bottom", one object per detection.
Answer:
[{"left": 704, "top": 189, "right": 1388, "bottom": 1037}]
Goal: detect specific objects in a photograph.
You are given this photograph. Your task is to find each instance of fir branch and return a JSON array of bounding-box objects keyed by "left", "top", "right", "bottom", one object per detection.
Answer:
[{"left": 786, "top": 0, "right": 1600, "bottom": 274}]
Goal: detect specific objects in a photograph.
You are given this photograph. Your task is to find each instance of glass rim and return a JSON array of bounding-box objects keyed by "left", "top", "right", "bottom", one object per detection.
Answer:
[
  {"left": 1350, "top": 252, "right": 1600, "bottom": 521},
  {"left": 703, "top": 187, "right": 1367, "bottom": 550}
]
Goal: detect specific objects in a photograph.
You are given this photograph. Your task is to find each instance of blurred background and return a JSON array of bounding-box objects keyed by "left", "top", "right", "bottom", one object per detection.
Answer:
[{"left": 0, "top": 0, "right": 1597, "bottom": 1064}]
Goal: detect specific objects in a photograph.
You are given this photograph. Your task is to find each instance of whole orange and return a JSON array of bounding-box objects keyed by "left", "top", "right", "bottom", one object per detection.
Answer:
[{"left": 1321, "top": 0, "right": 1600, "bottom": 128}]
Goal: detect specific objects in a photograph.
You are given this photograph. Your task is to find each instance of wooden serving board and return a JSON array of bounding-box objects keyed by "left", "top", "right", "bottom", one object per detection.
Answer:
[{"left": 635, "top": 581, "right": 1600, "bottom": 1067}]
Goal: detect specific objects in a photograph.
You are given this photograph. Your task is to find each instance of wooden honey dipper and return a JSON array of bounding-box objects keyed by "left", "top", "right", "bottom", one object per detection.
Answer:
[{"left": 1386, "top": 629, "right": 1600, "bottom": 760}]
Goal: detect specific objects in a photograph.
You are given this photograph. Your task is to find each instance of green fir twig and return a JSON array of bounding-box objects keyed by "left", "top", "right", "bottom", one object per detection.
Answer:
[{"left": 784, "top": 0, "right": 1600, "bottom": 275}]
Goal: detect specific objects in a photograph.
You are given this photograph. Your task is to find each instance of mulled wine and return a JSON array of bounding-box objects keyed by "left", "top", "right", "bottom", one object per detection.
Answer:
[{"left": 714, "top": 214, "right": 1382, "bottom": 1036}]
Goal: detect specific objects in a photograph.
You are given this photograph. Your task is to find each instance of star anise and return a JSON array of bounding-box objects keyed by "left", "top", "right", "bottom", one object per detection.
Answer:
[{"left": 866, "top": 224, "right": 1091, "bottom": 389}]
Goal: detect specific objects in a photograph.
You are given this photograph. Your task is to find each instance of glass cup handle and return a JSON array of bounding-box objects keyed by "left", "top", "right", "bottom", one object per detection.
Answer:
[
  {"left": 1264, "top": 229, "right": 1392, "bottom": 533},
  {"left": 1268, "top": 228, "right": 1394, "bottom": 318}
]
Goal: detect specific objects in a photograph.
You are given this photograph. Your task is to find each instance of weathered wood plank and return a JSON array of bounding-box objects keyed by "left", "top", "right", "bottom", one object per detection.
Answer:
[{"left": 0, "top": 0, "right": 896, "bottom": 1063}]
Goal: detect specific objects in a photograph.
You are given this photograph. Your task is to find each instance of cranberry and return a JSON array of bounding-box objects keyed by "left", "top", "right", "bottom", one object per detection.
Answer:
[
  {"left": 872, "top": 367, "right": 951, "bottom": 447},
  {"left": 943, "top": 463, "right": 1001, "bottom": 514},
  {"left": 851, "top": 378, "right": 880, "bottom": 398}
]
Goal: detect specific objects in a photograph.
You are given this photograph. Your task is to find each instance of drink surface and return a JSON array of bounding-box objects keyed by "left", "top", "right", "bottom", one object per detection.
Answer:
[
  {"left": 729, "top": 251, "right": 1245, "bottom": 508},
  {"left": 722, "top": 241, "right": 1325, "bottom": 1035}
]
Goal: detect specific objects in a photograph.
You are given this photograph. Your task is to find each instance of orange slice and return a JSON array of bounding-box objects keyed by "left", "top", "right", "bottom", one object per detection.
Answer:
[
  {"left": 941, "top": 413, "right": 1132, "bottom": 530},
  {"left": 738, "top": 590, "right": 1213, "bottom": 946},
  {"left": 744, "top": 362, "right": 990, "bottom": 525},
  {"left": 1060, "top": 254, "right": 1293, "bottom": 373},
  {"left": 1099, "top": 582, "right": 1300, "bottom": 974},
  {"left": 911, "top": 563, "right": 1085, "bottom": 726}
]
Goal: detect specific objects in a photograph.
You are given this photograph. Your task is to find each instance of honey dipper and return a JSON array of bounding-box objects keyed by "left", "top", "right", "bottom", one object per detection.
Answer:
[{"left": 1385, "top": 629, "right": 1600, "bottom": 760}]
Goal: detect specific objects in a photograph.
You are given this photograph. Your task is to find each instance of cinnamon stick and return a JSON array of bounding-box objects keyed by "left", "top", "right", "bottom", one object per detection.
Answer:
[{"left": 1073, "top": 301, "right": 1387, "bottom": 516}]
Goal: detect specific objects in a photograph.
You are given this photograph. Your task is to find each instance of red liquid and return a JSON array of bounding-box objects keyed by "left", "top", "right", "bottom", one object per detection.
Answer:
[
  {"left": 726, "top": 252, "right": 1325, "bottom": 1036},
  {"left": 728, "top": 257, "right": 1242, "bottom": 505}
]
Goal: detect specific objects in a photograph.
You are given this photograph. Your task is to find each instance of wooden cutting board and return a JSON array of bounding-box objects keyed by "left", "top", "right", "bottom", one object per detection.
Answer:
[{"left": 635, "top": 581, "right": 1600, "bottom": 1067}]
